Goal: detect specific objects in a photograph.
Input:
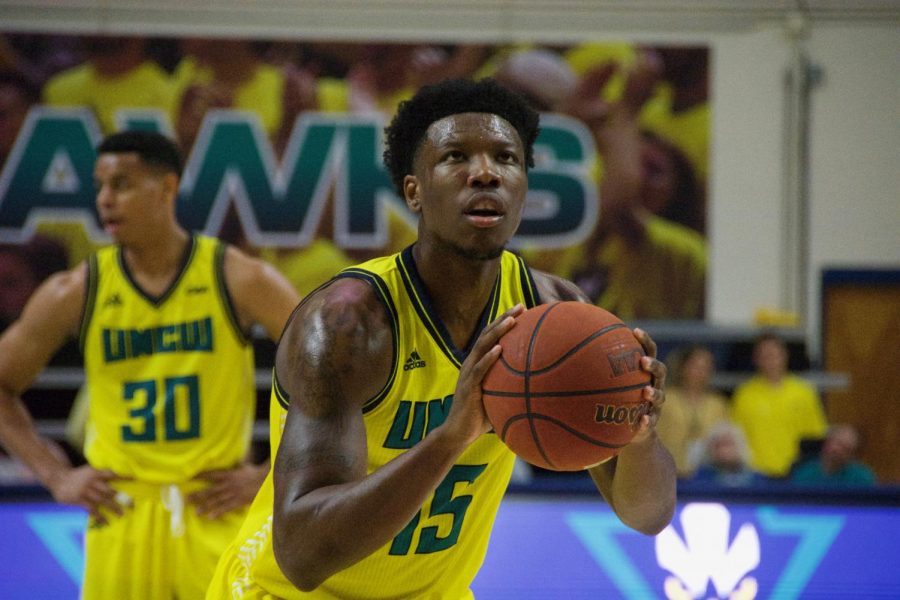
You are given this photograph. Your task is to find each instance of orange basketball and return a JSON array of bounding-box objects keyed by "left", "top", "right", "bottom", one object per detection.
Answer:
[{"left": 482, "top": 301, "right": 650, "bottom": 471}]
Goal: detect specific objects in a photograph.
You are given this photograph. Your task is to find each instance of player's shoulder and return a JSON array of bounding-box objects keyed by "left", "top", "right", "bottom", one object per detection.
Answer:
[
  {"left": 220, "top": 242, "right": 287, "bottom": 289},
  {"left": 530, "top": 268, "right": 590, "bottom": 303},
  {"left": 16, "top": 262, "right": 89, "bottom": 334},
  {"left": 277, "top": 277, "right": 393, "bottom": 385},
  {"left": 41, "top": 262, "right": 89, "bottom": 305},
  {"left": 299, "top": 276, "right": 388, "bottom": 330}
]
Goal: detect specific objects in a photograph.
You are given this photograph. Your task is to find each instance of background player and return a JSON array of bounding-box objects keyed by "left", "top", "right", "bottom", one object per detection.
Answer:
[
  {"left": 208, "top": 77, "right": 675, "bottom": 598},
  {"left": 0, "top": 130, "right": 299, "bottom": 598}
]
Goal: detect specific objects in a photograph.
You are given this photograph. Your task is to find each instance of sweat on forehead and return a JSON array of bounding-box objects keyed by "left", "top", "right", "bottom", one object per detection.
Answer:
[{"left": 425, "top": 112, "right": 522, "bottom": 144}]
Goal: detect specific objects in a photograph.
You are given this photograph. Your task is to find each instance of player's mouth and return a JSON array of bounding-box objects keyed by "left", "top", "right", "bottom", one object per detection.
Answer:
[
  {"left": 102, "top": 218, "right": 122, "bottom": 235},
  {"left": 464, "top": 196, "right": 505, "bottom": 228}
]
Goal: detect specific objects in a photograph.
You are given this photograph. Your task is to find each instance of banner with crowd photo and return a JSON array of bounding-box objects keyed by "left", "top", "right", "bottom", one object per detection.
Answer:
[{"left": 0, "top": 33, "right": 709, "bottom": 320}]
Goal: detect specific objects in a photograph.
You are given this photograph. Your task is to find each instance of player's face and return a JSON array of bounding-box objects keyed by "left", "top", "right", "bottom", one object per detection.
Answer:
[
  {"left": 406, "top": 112, "right": 527, "bottom": 261},
  {"left": 93, "top": 153, "right": 172, "bottom": 245}
]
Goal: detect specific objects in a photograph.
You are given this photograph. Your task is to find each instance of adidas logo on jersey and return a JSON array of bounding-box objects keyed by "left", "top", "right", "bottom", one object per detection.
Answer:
[
  {"left": 403, "top": 350, "right": 426, "bottom": 371},
  {"left": 102, "top": 293, "right": 122, "bottom": 308},
  {"left": 186, "top": 286, "right": 209, "bottom": 295}
]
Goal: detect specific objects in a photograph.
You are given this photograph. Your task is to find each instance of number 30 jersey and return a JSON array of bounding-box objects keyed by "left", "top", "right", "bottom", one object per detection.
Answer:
[
  {"left": 80, "top": 235, "right": 256, "bottom": 483},
  {"left": 235, "top": 246, "right": 540, "bottom": 599}
]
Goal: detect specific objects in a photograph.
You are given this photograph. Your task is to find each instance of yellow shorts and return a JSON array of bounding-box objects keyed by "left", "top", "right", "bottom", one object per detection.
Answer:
[
  {"left": 206, "top": 519, "right": 280, "bottom": 600},
  {"left": 82, "top": 480, "right": 247, "bottom": 600}
]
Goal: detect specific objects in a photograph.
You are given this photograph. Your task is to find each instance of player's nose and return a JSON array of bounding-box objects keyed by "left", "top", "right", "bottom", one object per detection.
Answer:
[{"left": 467, "top": 154, "right": 500, "bottom": 188}]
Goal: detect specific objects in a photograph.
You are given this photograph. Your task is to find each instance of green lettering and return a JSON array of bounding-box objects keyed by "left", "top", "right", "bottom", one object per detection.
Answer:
[{"left": 103, "top": 329, "right": 127, "bottom": 363}]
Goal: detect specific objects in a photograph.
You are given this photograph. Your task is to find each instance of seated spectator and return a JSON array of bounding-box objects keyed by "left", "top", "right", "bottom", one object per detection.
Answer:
[
  {"left": 731, "top": 331, "right": 828, "bottom": 478},
  {"left": 792, "top": 424, "right": 877, "bottom": 487},
  {"left": 692, "top": 422, "right": 768, "bottom": 487},
  {"left": 655, "top": 344, "right": 729, "bottom": 478}
]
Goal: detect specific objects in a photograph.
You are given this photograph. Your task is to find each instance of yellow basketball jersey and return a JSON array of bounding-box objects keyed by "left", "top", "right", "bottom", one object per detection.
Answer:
[
  {"left": 224, "top": 247, "right": 540, "bottom": 599},
  {"left": 80, "top": 235, "right": 256, "bottom": 483}
]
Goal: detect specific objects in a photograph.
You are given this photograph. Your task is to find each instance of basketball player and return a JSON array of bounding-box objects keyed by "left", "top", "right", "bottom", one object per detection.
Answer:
[
  {"left": 0, "top": 131, "right": 300, "bottom": 598},
  {"left": 207, "top": 78, "right": 676, "bottom": 598}
]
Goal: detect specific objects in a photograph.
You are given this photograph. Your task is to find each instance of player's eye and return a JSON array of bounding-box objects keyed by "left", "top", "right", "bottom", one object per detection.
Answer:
[{"left": 497, "top": 151, "right": 519, "bottom": 164}]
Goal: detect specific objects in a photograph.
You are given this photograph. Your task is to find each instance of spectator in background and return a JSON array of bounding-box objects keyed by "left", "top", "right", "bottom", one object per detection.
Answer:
[
  {"left": 639, "top": 45, "right": 710, "bottom": 184},
  {"left": 0, "top": 33, "right": 82, "bottom": 90},
  {"left": 731, "top": 331, "right": 828, "bottom": 478},
  {"left": 0, "top": 72, "right": 39, "bottom": 167},
  {"left": 0, "top": 235, "right": 69, "bottom": 331},
  {"left": 792, "top": 423, "right": 877, "bottom": 487},
  {"left": 655, "top": 345, "right": 729, "bottom": 478},
  {"left": 173, "top": 38, "right": 288, "bottom": 152},
  {"left": 691, "top": 422, "right": 768, "bottom": 487},
  {"left": 42, "top": 35, "right": 176, "bottom": 134}
]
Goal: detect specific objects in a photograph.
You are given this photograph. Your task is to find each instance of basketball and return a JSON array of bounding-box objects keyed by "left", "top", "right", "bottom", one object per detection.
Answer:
[{"left": 482, "top": 301, "right": 651, "bottom": 471}]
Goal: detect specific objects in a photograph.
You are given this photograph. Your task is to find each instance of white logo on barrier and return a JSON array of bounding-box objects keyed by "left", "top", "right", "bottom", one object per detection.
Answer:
[{"left": 655, "top": 502, "right": 760, "bottom": 599}]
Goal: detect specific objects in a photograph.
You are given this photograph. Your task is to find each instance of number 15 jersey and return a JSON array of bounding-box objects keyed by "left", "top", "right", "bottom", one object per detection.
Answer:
[{"left": 226, "top": 246, "right": 540, "bottom": 599}]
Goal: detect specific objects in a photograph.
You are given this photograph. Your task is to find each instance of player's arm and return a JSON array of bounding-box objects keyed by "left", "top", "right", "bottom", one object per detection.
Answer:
[
  {"left": 272, "top": 278, "right": 519, "bottom": 591},
  {"left": 186, "top": 246, "right": 302, "bottom": 516},
  {"left": 532, "top": 270, "right": 676, "bottom": 534},
  {"left": 0, "top": 265, "right": 123, "bottom": 520},
  {"left": 222, "top": 245, "right": 301, "bottom": 343}
]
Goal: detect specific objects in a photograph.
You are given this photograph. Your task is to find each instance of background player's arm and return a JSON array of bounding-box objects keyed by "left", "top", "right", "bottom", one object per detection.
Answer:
[
  {"left": 0, "top": 265, "right": 124, "bottom": 520},
  {"left": 271, "top": 278, "right": 519, "bottom": 591},
  {"left": 533, "top": 270, "right": 676, "bottom": 534},
  {"left": 186, "top": 245, "right": 302, "bottom": 517},
  {"left": 222, "top": 245, "right": 301, "bottom": 342}
]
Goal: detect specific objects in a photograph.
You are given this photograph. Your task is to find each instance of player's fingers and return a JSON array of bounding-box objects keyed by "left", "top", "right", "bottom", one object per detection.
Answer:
[
  {"left": 186, "top": 487, "right": 214, "bottom": 506},
  {"left": 642, "top": 383, "right": 665, "bottom": 407},
  {"left": 193, "top": 469, "right": 229, "bottom": 482},
  {"left": 641, "top": 355, "right": 667, "bottom": 387},
  {"left": 470, "top": 314, "right": 517, "bottom": 359},
  {"left": 632, "top": 328, "right": 658, "bottom": 359},
  {"left": 194, "top": 489, "right": 237, "bottom": 517},
  {"left": 469, "top": 344, "right": 504, "bottom": 384},
  {"left": 487, "top": 304, "right": 524, "bottom": 330},
  {"left": 87, "top": 481, "right": 117, "bottom": 504},
  {"left": 86, "top": 488, "right": 124, "bottom": 517},
  {"left": 88, "top": 508, "right": 107, "bottom": 527},
  {"left": 482, "top": 304, "right": 524, "bottom": 340},
  {"left": 202, "top": 494, "right": 245, "bottom": 519}
]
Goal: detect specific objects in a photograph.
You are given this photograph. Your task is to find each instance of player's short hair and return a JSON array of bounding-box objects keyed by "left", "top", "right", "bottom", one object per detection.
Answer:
[
  {"left": 97, "top": 130, "right": 183, "bottom": 176},
  {"left": 383, "top": 78, "right": 540, "bottom": 196}
]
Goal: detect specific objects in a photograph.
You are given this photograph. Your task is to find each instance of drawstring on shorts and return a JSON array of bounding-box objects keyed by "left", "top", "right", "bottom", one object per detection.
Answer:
[{"left": 161, "top": 484, "right": 186, "bottom": 537}]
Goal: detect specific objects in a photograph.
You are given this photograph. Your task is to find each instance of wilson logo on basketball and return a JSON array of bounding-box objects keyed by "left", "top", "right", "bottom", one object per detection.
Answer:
[
  {"left": 606, "top": 349, "right": 642, "bottom": 376},
  {"left": 594, "top": 403, "right": 645, "bottom": 426}
]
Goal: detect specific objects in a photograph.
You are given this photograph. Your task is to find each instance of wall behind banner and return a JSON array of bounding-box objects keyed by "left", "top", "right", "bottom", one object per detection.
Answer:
[{"left": 0, "top": 35, "right": 711, "bottom": 321}]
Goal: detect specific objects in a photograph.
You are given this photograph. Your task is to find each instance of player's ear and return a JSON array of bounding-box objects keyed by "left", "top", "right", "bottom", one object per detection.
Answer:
[
  {"left": 161, "top": 172, "right": 179, "bottom": 204},
  {"left": 404, "top": 175, "right": 421, "bottom": 213}
]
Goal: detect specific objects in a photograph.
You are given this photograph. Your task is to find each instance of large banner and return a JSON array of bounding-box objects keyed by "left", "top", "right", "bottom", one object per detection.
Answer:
[{"left": 0, "top": 34, "right": 709, "bottom": 320}]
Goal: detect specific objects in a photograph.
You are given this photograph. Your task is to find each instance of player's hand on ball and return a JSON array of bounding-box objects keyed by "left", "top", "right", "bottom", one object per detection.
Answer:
[
  {"left": 445, "top": 304, "right": 524, "bottom": 447},
  {"left": 631, "top": 327, "right": 667, "bottom": 444}
]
